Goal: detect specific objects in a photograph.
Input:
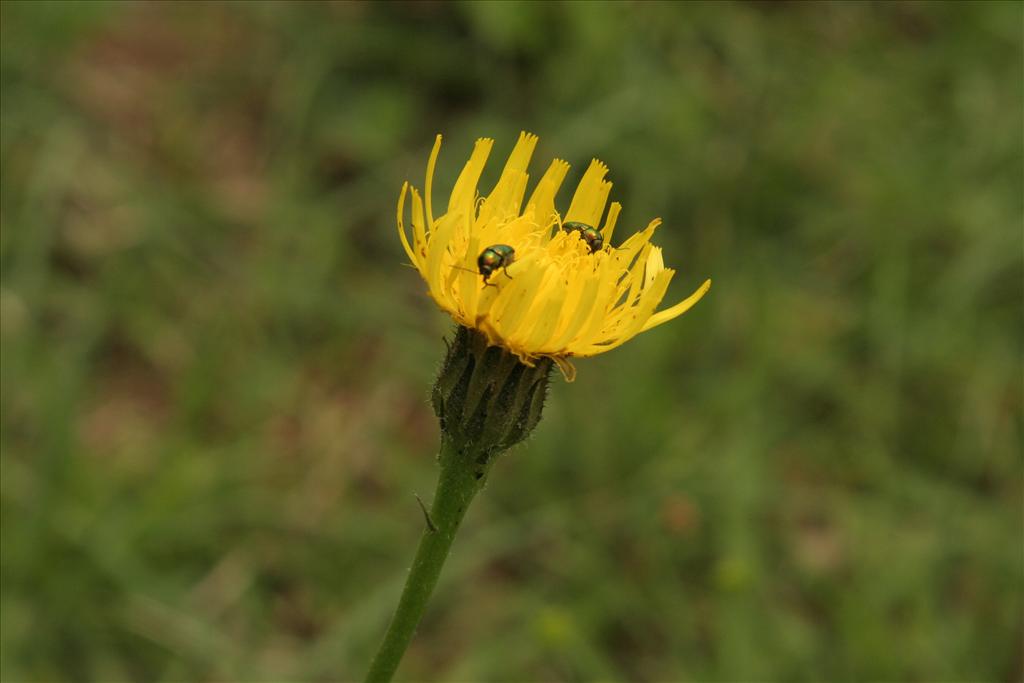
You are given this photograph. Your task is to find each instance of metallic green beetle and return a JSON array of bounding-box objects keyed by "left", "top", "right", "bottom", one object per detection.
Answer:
[
  {"left": 477, "top": 244, "right": 515, "bottom": 285},
  {"left": 562, "top": 221, "right": 604, "bottom": 253}
]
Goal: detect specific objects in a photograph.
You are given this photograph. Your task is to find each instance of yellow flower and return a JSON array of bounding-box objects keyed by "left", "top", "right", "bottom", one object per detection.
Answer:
[{"left": 397, "top": 132, "right": 711, "bottom": 380}]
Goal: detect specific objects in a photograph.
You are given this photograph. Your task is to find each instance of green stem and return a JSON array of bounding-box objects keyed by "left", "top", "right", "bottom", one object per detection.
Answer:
[{"left": 365, "top": 439, "right": 486, "bottom": 682}]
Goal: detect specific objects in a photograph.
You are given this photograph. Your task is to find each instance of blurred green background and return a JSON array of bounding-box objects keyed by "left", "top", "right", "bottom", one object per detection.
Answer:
[{"left": 2, "top": 1, "right": 1021, "bottom": 681}]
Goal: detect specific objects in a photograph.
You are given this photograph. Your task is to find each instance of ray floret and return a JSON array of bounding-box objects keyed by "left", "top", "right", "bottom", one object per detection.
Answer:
[{"left": 398, "top": 132, "right": 710, "bottom": 378}]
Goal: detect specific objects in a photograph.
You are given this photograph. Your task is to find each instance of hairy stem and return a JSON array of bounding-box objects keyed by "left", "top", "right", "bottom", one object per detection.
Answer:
[{"left": 364, "top": 439, "right": 485, "bottom": 682}]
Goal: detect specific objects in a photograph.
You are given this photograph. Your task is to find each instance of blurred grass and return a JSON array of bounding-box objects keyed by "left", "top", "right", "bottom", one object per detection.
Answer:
[{"left": 1, "top": 1, "right": 1021, "bottom": 681}]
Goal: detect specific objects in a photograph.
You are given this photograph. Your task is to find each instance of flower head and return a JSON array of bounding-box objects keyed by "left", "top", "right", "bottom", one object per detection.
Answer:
[{"left": 398, "top": 132, "right": 710, "bottom": 380}]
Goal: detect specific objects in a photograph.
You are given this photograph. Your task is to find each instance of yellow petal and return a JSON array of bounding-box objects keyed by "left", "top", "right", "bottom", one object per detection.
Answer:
[
  {"left": 479, "top": 132, "right": 538, "bottom": 225},
  {"left": 517, "top": 269, "right": 569, "bottom": 352},
  {"left": 448, "top": 138, "right": 494, "bottom": 215},
  {"left": 457, "top": 233, "right": 482, "bottom": 321},
  {"left": 612, "top": 218, "right": 660, "bottom": 265},
  {"left": 644, "top": 246, "right": 664, "bottom": 289},
  {"left": 424, "top": 213, "right": 460, "bottom": 309},
  {"left": 570, "top": 262, "right": 625, "bottom": 349},
  {"left": 565, "top": 159, "right": 611, "bottom": 228},
  {"left": 621, "top": 242, "right": 654, "bottom": 296},
  {"left": 545, "top": 266, "right": 599, "bottom": 352},
  {"left": 410, "top": 187, "right": 427, "bottom": 268},
  {"left": 578, "top": 269, "right": 674, "bottom": 356},
  {"left": 396, "top": 182, "right": 416, "bottom": 265},
  {"left": 601, "top": 201, "right": 622, "bottom": 244},
  {"left": 424, "top": 135, "right": 442, "bottom": 232},
  {"left": 488, "top": 253, "right": 546, "bottom": 342},
  {"left": 525, "top": 159, "right": 570, "bottom": 229},
  {"left": 640, "top": 278, "right": 712, "bottom": 332}
]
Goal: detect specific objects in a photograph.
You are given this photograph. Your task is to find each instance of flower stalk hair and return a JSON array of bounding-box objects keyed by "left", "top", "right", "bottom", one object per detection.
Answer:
[{"left": 365, "top": 133, "right": 709, "bottom": 682}]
